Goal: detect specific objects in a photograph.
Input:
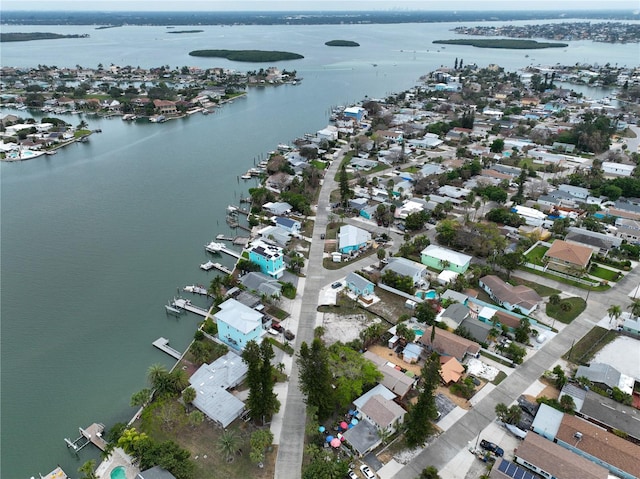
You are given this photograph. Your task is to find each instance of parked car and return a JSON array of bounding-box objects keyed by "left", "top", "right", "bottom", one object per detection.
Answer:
[
  {"left": 480, "top": 439, "right": 504, "bottom": 457},
  {"left": 284, "top": 329, "right": 296, "bottom": 341},
  {"left": 271, "top": 322, "right": 284, "bottom": 333},
  {"left": 331, "top": 281, "right": 342, "bottom": 289},
  {"left": 347, "top": 471, "right": 358, "bottom": 479},
  {"left": 360, "top": 464, "right": 376, "bottom": 479}
]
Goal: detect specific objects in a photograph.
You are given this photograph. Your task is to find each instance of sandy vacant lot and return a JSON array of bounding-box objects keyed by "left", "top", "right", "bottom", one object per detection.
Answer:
[
  {"left": 321, "top": 311, "right": 380, "bottom": 345},
  {"left": 593, "top": 336, "right": 640, "bottom": 379}
]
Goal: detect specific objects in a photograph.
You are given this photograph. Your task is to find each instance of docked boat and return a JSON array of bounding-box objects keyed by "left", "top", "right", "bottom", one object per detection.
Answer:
[
  {"left": 165, "top": 302, "right": 183, "bottom": 315},
  {"left": 240, "top": 174, "right": 252, "bottom": 180},
  {"left": 122, "top": 114, "right": 137, "bottom": 121},
  {"left": 200, "top": 260, "right": 216, "bottom": 271},
  {"left": 205, "top": 242, "right": 225, "bottom": 253},
  {"left": 183, "top": 285, "right": 209, "bottom": 295}
]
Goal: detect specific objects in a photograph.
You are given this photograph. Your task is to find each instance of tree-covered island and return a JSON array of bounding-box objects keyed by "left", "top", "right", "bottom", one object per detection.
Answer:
[
  {"left": 433, "top": 39, "right": 568, "bottom": 49},
  {"left": 189, "top": 49, "right": 304, "bottom": 62},
  {"left": 0, "top": 32, "right": 89, "bottom": 42},
  {"left": 324, "top": 40, "right": 360, "bottom": 47},
  {"left": 167, "top": 30, "right": 204, "bottom": 34}
]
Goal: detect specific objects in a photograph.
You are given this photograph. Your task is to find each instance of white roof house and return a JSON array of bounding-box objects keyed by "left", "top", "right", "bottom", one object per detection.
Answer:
[
  {"left": 189, "top": 351, "right": 248, "bottom": 428},
  {"left": 338, "top": 225, "right": 371, "bottom": 253},
  {"left": 421, "top": 245, "right": 472, "bottom": 273},
  {"left": 602, "top": 161, "right": 634, "bottom": 177}
]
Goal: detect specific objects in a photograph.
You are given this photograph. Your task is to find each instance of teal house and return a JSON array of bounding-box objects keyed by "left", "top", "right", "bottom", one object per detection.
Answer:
[
  {"left": 346, "top": 272, "right": 375, "bottom": 297},
  {"left": 248, "top": 239, "right": 285, "bottom": 279},
  {"left": 421, "top": 245, "right": 472, "bottom": 273},
  {"left": 215, "top": 298, "right": 267, "bottom": 351}
]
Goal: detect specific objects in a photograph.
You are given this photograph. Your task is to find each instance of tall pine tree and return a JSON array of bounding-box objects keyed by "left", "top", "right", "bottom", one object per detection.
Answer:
[
  {"left": 242, "top": 340, "right": 280, "bottom": 424},
  {"left": 404, "top": 352, "right": 441, "bottom": 447},
  {"left": 298, "top": 338, "right": 334, "bottom": 419}
]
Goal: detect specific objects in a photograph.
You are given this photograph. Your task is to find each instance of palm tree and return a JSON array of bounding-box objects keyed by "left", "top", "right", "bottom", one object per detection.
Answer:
[
  {"left": 147, "top": 363, "right": 169, "bottom": 389},
  {"left": 628, "top": 300, "right": 640, "bottom": 320},
  {"left": 607, "top": 304, "right": 622, "bottom": 324},
  {"left": 218, "top": 429, "right": 242, "bottom": 462}
]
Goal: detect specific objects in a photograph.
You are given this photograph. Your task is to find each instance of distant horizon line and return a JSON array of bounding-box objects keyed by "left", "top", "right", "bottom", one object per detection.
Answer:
[{"left": 2, "top": 8, "right": 638, "bottom": 12}]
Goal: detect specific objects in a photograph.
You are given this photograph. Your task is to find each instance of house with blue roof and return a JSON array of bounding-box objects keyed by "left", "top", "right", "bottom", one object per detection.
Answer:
[
  {"left": 345, "top": 272, "right": 375, "bottom": 297},
  {"left": 275, "top": 216, "right": 301, "bottom": 234}
]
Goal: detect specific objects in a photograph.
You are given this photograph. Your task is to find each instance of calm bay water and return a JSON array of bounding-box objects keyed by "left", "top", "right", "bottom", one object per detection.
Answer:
[{"left": 1, "top": 21, "right": 638, "bottom": 478}]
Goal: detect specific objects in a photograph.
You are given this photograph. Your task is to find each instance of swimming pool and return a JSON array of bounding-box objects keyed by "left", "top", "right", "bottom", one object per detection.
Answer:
[
  {"left": 415, "top": 290, "right": 437, "bottom": 300},
  {"left": 413, "top": 327, "right": 424, "bottom": 337},
  {"left": 110, "top": 466, "right": 126, "bottom": 479}
]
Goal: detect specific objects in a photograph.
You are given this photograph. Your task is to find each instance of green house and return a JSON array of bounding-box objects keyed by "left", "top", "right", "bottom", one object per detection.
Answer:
[{"left": 421, "top": 245, "right": 472, "bottom": 273}]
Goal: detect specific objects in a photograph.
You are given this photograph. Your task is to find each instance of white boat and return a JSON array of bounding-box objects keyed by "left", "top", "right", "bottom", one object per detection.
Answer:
[
  {"left": 200, "top": 260, "right": 216, "bottom": 271},
  {"left": 240, "top": 174, "right": 251, "bottom": 180},
  {"left": 204, "top": 242, "right": 225, "bottom": 253},
  {"left": 183, "top": 285, "right": 209, "bottom": 295}
]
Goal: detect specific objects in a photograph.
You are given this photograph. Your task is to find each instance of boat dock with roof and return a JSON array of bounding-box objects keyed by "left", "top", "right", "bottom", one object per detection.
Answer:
[{"left": 171, "top": 298, "right": 211, "bottom": 317}]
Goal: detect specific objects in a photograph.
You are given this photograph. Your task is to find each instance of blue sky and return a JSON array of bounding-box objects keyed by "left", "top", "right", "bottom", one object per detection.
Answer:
[{"left": 3, "top": 0, "right": 639, "bottom": 11}]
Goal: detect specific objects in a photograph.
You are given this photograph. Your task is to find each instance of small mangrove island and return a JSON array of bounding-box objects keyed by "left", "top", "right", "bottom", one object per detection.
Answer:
[
  {"left": 189, "top": 49, "right": 304, "bottom": 62},
  {"left": 433, "top": 39, "right": 568, "bottom": 49},
  {"left": 325, "top": 40, "right": 360, "bottom": 47},
  {"left": 0, "top": 32, "right": 89, "bottom": 42}
]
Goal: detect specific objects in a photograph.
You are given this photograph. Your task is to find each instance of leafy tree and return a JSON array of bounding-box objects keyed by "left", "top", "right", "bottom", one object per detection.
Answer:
[
  {"left": 217, "top": 429, "right": 242, "bottom": 462},
  {"left": 328, "top": 343, "right": 382, "bottom": 408},
  {"left": 495, "top": 402, "right": 522, "bottom": 425},
  {"left": 396, "top": 322, "right": 416, "bottom": 343},
  {"left": 381, "top": 269, "right": 415, "bottom": 294},
  {"left": 549, "top": 294, "right": 561, "bottom": 305},
  {"left": 420, "top": 466, "right": 442, "bottom": 479},
  {"left": 298, "top": 338, "right": 334, "bottom": 419},
  {"left": 415, "top": 300, "right": 438, "bottom": 325},
  {"left": 249, "top": 429, "right": 274, "bottom": 465},
  {"left": 301, "top": 445, "right": 350, "bottom": 479},
  {"left": 188, "top": 410, "right": 204, "bottom": 428},
  {"left": 405, "top": 210, "right": 429, "bottom": 231},
  {"left": 404, "top": 353, "right": 440, "bottom": 447},
  {"left": 559, "top": 394, "right": 576, "bottom": 412},
  {"left": 514, "top": 318, "right": 531, "bottom": 344},
  {"left": 490, "top": 138, "right": 505, "bottom": 153},
  {"left": 359, "top": 322, "right": 387, "bottom": 349},
  {"left": 505, "top": 342, "right": 526, "bottom": 364},
  {"left": 497, "top": 252, "right": 524, "bottom": 279},
  {"left": 552, "top": 365, "right": 567, "bottom": 389}
]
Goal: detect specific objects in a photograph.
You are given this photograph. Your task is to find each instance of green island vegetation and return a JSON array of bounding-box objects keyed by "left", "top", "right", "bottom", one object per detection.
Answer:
[
  {"left": 189, "top": 49, "right": 304, "bottom": 62},
  {"left": 324, "top": 40, "right": 360, "bottom": 47},
  {"left": 0, "top": 32, "right": 89, "bottom": 42},
  {"left": 167, "top": 30, "right": 204, "bottom": 34},
  {"left": 433, "top": 39, "right": 568, "bottom": 49}
]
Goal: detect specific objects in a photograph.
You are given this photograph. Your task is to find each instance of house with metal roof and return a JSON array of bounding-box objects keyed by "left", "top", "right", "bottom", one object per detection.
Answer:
[
  {"left": 341, "top": 418, "right": 380, "bottom": 457},
  {"left": 189, "top": 351, "right": 248, "bottom": 428},
  {"left": 419, "top": 326, "right": 480, "bottom": 361},
  {"left": 240, "top": 271, "right": 282, "bottom": 298},
  {"left": 439, "top": 303, "right": 471, "bottom": 330},
  {"left": 458, "top": 316, "right": 493, "bottom": 344},
  {"left": 358, "top": 394, "right": 406, "bottom": 434},
  {"left": 275, "top": 216, "right": 301, "bottom": 234},
  {"left": 345, "top": 272, "right": 374, "bottom": 297},
  {"left": 578, "top": 390, "right": 640, "bottom": 440},
  {"left": 248, "top": 239, "right": 285, "bottom": 279},
  {"left": 421, "top": 245, "right": 472, "bottom": 273},
  {"left": 381, "top": 257, "right": 428, "bottom": 286},
  {"left": 262, "top": 201, "right": 292, "bottom": 216},
  {"left": 215, "top": 298, "right": 268, "bottom": 351},
  {"left": 576, "top": 362, "right": 633, "bottom": 395},
  {"left": 363, "top": 351, "right": 416, "bottom": 398},
  {"left": 338, "top": 225, "right": 371, "bottom": 254}
]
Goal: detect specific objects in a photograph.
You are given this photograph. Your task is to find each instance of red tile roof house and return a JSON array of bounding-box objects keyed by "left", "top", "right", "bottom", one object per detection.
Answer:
[
  {"left": 543, "top": 239, "right": 593, "bottom": 274},
  {"left": 152, "top": 99, "right": 177, "bottom": 116},
  {"left": 419, "top": 327, "right": 480, "bottom": 362}
]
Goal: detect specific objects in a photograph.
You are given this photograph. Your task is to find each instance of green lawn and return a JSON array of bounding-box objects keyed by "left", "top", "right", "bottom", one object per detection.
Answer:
[
  {"left": 589, "top": 264, "right": 621, "bottom": 282},
  {"left": 509, "top": 277, "right": 560, "bottom": 297},
  {"left": 521, "top": 266, "right": 610, "bottom": 292},
  {"left": 525, "top": 245, "right": 549, "bottom": 265},
  {"left": 563, "top": 326, "right": 618, "bottom": 364},
  {"left": 546, "top": 297, "right": 587, "bottom": 324}
]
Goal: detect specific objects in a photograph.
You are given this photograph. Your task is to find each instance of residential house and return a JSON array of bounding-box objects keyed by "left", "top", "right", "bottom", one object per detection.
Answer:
[
  {"left": 262, "top": 201, "right": 292, "bottom": 216},
  {"left": 338, "top": 225, "right": 371, "bottom": 254},
  {"left": 558, "top": 184, "right": 589, "bottom": 199},
  {"left": 341, "top": 419, "right": 381, "bottom": 457},
  {"left": 575, "top": 362, "right": 633, "bottom": 395},
  {"left": 439, "top": 303, "right": 471, "bottom": 330},
  {"left": 215, "top": 299, "right": 268, "bottom": 351},
  {"left": 188, "top": 351, "right": 248, "bottom": 427},
  {"left": 358, "top": 394, "right": 406, "bottom": 434},
  {"left": 419, "top": 327, "right": 480, "bottom": 361},
  {"left": 239, "top": 271, "right": 282, "bottom": 298},
  {"left": 348, "top": 197, "right": 369, "bottom": 211},
  {"left": 343, "top": 106, "right": 367, "bottom": 123},
  {"left": 275, "top": 216, "right": 301, "bottom": 234},
  {"left": 458, "top": 316, "right": 493, "bottom": 344},
  {"left": 513, "top": 432, "right": 608, "bottom": 479},
  {"left": 621, "top": 317, "right": 640, "bottom": 336},
  {"left": 401, "top": 342, "right": 423, "bottom": 364},
  {"left": 439, "top": 356, "right": 465, "bottom": 385},
  {"left": 248, "top": 239, "right": 285, "bottom": 279},
  {"left": 421, "top": 245, "right": 472, "bottom": 273},
  {"left": 564, "top": 227, "right": 622, "bottom": 255},
  {"left": 441, "top": 289, "right": 469, "bottom": 304},
  {"left": 258, "top": 225, "right": 291, "bottom": 246},
  {"left": 602, "top": 161, "right": 634, "bottom": 177},
  {"left": 489, "top": 459, "right": 538, "bottom": 479},
  {"left": 479, "top": 275, "right": 542, "bottom": 315},
  {"left": 363, "top": 351, "right": 416, "bottom": 398},
  {"left": 152, "top": 99, "right": 177, "bottom": 116},
  {"left": 577, "top": 390, "right": 640, "bottom": 441},
  {"left": 381, "top": 257, "right": 428, "bottom": 286},
  {"left": 345, "top": 272, "right": 375, "bottom": 297},
  {"left": 136, "top": 466, "right": 177, "bottom": 479},
  {"left": 543, "top": 239, "right": 593, "bottom": 273}
]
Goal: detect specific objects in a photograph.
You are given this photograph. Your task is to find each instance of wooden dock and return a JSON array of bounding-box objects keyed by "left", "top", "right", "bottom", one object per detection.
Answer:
[
  {"left": 64, "top": 423, "right": 107, "bottom": 452},
  {"left": 172, "top": 298, "right": 210, "bottom": 317},
  {"left": 216, "top": 234, "right": 250, "bottom": 246},
  {"left": 212, "top": 262, "right": 233, "bottom": 274},
  {"left": 152, "top": 337, "right": 182, "bottom": 360},
  {"left": 219, "top": 246, "right": 242, "bottom": 259}
]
